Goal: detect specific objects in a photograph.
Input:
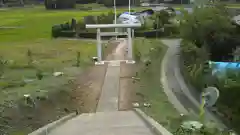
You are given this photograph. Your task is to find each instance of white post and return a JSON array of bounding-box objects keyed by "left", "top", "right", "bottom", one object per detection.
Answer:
[
  {"left": 97, "top": 28, "right": 102, "bottom": 61},
  {"left": 127, "top": 28, "right": 132, "bottom": 60}
]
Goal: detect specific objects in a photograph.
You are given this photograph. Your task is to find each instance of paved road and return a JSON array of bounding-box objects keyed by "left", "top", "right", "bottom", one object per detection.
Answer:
[{"left": 161, "top": 39, "right": 227, "bottom": 129}]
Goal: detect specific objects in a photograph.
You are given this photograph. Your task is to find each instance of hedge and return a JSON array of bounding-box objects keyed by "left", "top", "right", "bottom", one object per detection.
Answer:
[
  {"left": 77, "top": 32, "right": 96, "bottom": 38},
  {"left": 52, "top": 24, "right": 76, "bottom": 38},
  {"left": 143, "top": 29, "right": 164, "bottom": 38},
  {"left": 57, "top": 31, "right": 76, "bottom": 38},
  {"left": 52, "top": 25, "right": 62, "bottom": 38},
  {"left": 76, "top": 30, "right": 165, "bottom": 39},
  {"left": 77, "top": 32, "right": 127, "bottom": 39},
  {"left": 52, "top": 29, "right": 175, "bottom": 39},
  {"left": 163, "top": 24, "right": 179, "bottom": 36},
  {"left": 45, "top": 0, "right": 76, "bottom": 9}
]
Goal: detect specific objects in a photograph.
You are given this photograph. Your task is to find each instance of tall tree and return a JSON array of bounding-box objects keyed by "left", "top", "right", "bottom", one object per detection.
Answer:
[{"left": 179, "top": 3, "right": 238, "bottom": 61}]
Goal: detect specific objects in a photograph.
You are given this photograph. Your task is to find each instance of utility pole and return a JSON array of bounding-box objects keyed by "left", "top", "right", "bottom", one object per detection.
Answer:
[
  {"left": 129, "top": 0, "right": 131, "bottom": 14},
  {"left": 114, "top": 0, "right": 117, "bottom": 40}
]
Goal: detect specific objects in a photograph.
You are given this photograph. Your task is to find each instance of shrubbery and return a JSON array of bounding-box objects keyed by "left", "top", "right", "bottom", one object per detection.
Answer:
[
  {"left": 52, "top": 21, "right": 76, "bottom": 38},
  {"left": 52, "top": 9, "right": 178, "bottom": 38},
  {"left": 179, "top": 2, "right": 240, "bottom": 132},
  {"left": 44, "top": 0, "right": 76, "bottom": 9}
]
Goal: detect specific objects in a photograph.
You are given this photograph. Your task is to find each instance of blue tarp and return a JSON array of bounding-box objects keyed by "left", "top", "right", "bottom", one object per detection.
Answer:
[
  {"left": 210, "top": 61, "right": 240, "bottom": 70},
  {"left": 210, "top": 61, "right": 240, "bottom": 76}
]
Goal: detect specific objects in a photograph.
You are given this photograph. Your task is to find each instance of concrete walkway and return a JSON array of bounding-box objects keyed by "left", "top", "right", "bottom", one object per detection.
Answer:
[
  {"left": 48, "top": 111, "right": 154, "bottom": 135},
  {"left": 43, "top": 39, "right": 159, "bottom": 135},
  {"left": 96, "top": 61, "right": 120, "bottom": 112},
  {"left": 96, "top": 39, "right": 126, "bottom": 112}
]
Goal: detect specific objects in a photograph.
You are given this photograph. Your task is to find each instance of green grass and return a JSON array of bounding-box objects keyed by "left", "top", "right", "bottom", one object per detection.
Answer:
[
  {"left": 0, "top": 5, "right": 149, "bottom": 109},
  {"left": 0, "top": 6, "right": 132, "bottom": 43},
  {"left": 0, "top": 7, "right": 103, "bottom": 42},
  {"left": 134, "top": 38, "right": 180, "bottom": 132},
  {"left": 0, "top": 39, "right": 96, "bottom": 105}
]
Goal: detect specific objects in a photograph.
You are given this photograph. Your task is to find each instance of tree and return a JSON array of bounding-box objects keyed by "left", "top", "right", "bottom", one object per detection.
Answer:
[{"left": 179, "top": 3, "right": 238, "bottom": 61}]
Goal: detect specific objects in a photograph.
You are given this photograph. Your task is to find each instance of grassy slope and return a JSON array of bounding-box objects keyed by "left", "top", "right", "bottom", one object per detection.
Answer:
[
  {"left": 134, "top": 38, "right": 180, "bottom": 132},
  {"left": 0, "top": 39, "right": 96, "bottom": 103}
]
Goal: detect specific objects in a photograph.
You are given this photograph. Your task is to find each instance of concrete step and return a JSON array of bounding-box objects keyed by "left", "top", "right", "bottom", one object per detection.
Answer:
[{"left": 48, "top": 111, "right": 154, "bottom": 135}]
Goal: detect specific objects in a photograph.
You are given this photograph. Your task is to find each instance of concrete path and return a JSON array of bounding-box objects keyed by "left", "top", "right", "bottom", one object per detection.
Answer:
[
  {"left": 42, "top": 39, "right": 160, "bottom": 135},
  {"left": 161, "top": 39, "right": 226, "bottom": 129},
  {"left": 96, "top": 62, "right": 120, "bottom": 112},
  {"left": 96, "top": 39, "right": 127, "bottom": 112},
  {"left": 48, "top": 111, "right": 154, "bottom": 135}
]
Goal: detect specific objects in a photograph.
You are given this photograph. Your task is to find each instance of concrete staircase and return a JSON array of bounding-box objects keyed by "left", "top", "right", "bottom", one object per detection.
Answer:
[
  {"left": 29, "top": 39, "right": 172, "bottom": 135},
  {"left": 48, "top": 111, "right": 154, "bottom": 135}
]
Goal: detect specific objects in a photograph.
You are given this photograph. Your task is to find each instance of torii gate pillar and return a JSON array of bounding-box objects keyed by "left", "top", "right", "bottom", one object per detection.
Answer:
[{"left": 86, "top": 23, "right": 141, "bottom": 65}]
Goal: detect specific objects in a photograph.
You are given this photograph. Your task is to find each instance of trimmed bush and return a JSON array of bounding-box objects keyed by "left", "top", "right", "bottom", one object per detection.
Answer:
[
  {"left": 78, "top": 32, "right": 96, "bottom": 38},
  {"left": 78, "top": 32, "right": 127, "bottom": 39},
  {"left": 58, "top": 31, "right": 76, "bottom": 37},
  {"left": 134, "top": 29, "right": 164, "bottom": 38},
  {"left": 61, "top": 23, "right": 71, "bottom": 30},
  {"left": 134, "top": 31, "right": 145, "bottom": 37},
  {"left": 144, "top": 30, "right": 164, "bottom": 38},
  {"left": 163, "top": 24, "right": 179, "bottom": 37},
  {"left": 52, "top": 24, "right": 62, "bottom": 38},
  {"left": 44, "top": 0, "right": 76, "bottom": 9},
  {"left": 52, "top": 24, "right": 76, "bottom": 38},
  {"left": 76, "top": 0, "right": 96, "bottom": 4}
]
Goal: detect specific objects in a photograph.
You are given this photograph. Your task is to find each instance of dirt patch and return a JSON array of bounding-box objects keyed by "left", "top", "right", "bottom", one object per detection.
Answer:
[
  {"left": 0, "top": 64, "right": 108, "bottom": 134},
  {"left": 71, "top": 64, "right": 107, "bottom": 113},
  {"left": 103, "top": 39, "right": 121, "bottom": 60},
  {"left": 118, "top": 62, "right": 137, "bottom": 111}
]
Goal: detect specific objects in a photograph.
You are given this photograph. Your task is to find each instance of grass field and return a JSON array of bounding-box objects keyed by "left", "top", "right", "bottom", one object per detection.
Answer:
[
  {"left": 0, "top": 7, "right": 104, "bottom": 42},
  {"left": 0, "top": 5, "right": 168, "bottom": 134},
  {"left": 0, "top": 39, "right": 97, "bottom": 103},
  {"left": 0, "top": 7, "right": 103, "bottom": 134},
  {"left": 133, "top": 38, "right": 181, "bottom": 132},
  {"left": 0, "top": 5, "right": 136, "bottom": 43}
]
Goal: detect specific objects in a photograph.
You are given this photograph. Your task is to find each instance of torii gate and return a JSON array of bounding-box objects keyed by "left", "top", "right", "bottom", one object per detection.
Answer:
[{"left": 86, "top": 23, "right": 141, "bottom": 65}]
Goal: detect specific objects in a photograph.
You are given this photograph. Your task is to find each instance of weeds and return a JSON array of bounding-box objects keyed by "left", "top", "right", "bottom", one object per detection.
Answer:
[
  {"left": 36, "top": 69, "right": 43, "bottom": 80},
  {"left": 76, "top": 51, "right": 81, "bottom": 67},
  {"left": 0, "top": 56, "right": 7, "bottom": 77},
  {"left": 27, "top": 49, "right": 33, "bottom": 67}
]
